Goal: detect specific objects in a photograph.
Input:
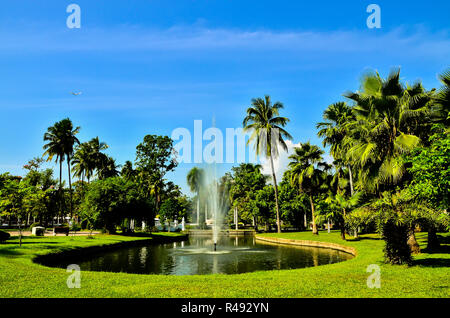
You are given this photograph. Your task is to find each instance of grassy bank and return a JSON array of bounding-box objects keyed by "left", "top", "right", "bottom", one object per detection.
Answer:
[{"left": 0, "top": 231, "right": 448, "bottom": 298}]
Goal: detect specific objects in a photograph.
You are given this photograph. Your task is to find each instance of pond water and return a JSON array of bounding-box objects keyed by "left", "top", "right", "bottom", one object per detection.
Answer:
[{"left": 53, "top": 236, "right": 353, "bottom": 275}]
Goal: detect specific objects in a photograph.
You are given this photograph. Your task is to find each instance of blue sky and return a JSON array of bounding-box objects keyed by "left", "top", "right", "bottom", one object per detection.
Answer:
[{"left": 0, "top": 0, "right": 449, "bottom": 194}]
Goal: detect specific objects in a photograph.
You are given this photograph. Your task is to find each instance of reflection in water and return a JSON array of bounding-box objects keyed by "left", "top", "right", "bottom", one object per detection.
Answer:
[{"left": 54, "top": 236, "right": 353, "bottom": 275}]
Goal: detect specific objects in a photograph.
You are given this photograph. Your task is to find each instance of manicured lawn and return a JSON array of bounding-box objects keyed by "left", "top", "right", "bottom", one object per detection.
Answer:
[{"left": 0, "top": 231, "right": 448, "bottom": 298}]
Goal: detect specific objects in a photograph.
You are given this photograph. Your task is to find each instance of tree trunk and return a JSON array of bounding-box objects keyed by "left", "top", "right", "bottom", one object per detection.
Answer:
[
  {"left": 407, "top": 228, "right": 421, "bottom": 254},
  {"left": 67, "top": 155, "right": 73, "bottom": 218},
  {"left": 348, "top": 164, "right": 354, "bottom": 196},
  {"left": 18, "top": 217, "right": 22, "bottom": 247},
  {"left": 427, "top": 225, "right": 440, "bottom": 249},
  {"left": 304, "top": 212, "right": 307, "bottom": 229},
  {"left": 269, "top": 154, "right": 281, "bottom": 233},
  {"left": 309, "top": 195, "right": 318, "bottom": 235},
  {"left": 340, "top": 226, "right": 346, "bottom": 240},
  {"left": 197, "top": 196, "right": 200, "bottom": 225},
  {"left": 59, "top": 158, "right": 63, "bottom": 215}
]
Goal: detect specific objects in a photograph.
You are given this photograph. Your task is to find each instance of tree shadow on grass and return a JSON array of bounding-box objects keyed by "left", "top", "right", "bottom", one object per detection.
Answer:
[
  {"left": 413, "top": 258, "right": 450, "bottom": 267},
  {"left": 0, "top": 247, "right": 23, "bottom": 256},
  {"left": 1, "top": 241, "right": 59, "bottom": 245}
]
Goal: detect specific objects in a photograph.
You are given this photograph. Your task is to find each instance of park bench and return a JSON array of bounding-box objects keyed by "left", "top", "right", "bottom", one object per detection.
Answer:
[{"left": 53, "top": 226, "right": 69, "bottom": 236}]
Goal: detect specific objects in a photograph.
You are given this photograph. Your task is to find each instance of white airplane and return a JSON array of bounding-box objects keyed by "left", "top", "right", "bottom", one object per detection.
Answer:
[{"left": 71, "top": 91, "right": 82, "bottom": 96}]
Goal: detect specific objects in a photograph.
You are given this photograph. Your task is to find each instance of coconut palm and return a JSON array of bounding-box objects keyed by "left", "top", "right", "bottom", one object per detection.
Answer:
[
  {"left": 121, "top": 160, "right": 136, "bottom": 180},
  {"left": 288, "top": 142, "right": 328, "bottom": 235},
  {"left": 187, "top": 167, "right": 204, "bottom": 225},
  {"left": 98, "top": 155, "right": 120, "bottom": 179},
  {"left": 72, "top": 142, "right": 92, "bottom": 183},
  {"left": 243, "top": 95, "right": 292, "bottom": 233},
  {"left": 59, "top": 119, "right": 80, "bottom": 217},
  {"left": 43, "top": 118, "right": 80, "bottom": 216},
  {"left": 317, "top": 102, "right": 355, "bottom": 195}
]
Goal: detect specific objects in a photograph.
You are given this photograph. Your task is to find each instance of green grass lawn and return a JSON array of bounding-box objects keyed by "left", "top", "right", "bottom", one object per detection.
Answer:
[{"left": 0, "top": 231, "right": 448, "bottom": 298}]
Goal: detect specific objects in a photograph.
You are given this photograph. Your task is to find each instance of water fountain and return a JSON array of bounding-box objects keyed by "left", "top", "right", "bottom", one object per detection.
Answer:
[{"left": 198, "top": 164, "right": 229, "bottom": 252}]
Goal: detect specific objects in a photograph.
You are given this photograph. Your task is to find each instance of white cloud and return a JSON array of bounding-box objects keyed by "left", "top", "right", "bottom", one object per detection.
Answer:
[
  {"left": 260, "top": 140, "right": 301, "bottom": 183},
  {"left": 0, "top": 24, "right": 448, "bottom": 59}
]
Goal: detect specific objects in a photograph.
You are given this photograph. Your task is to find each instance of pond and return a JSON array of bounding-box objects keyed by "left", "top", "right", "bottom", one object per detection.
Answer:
[{"left": 52, "top": 236, "right": 353, "bottom": 275}]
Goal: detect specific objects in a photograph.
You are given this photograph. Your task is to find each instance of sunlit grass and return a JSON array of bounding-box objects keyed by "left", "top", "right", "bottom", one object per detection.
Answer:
[{"left": 0, "top": 231, "right": 448, "bottom": 298}]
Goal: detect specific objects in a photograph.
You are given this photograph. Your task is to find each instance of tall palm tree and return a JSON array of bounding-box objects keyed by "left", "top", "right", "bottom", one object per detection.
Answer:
[
  {"left": 43, "top": 118, "right": 80, "bottom": 216},
  {"left": 317, "top": 102, "right": 355, "bottom": 195},
  {"left": 187, "top": 167, "right": 204, "bottom": 225},
  {"left": 288, "top": 142, "right": 328, "bottom": 235},
  {"left": 343, "top": 69, "right": 433, "bottom": 192},
  {"left": 243, "top": 95, "right": 292, "bottom": 233},
  {"left": 43, "top": 122, "right": 65, "bottom": 198},
  {"left": 60, "top": 119, "right": 80, "bottom": 217},
  {"left": 72, "top": 142, "right": 92, "bottom": 183}
]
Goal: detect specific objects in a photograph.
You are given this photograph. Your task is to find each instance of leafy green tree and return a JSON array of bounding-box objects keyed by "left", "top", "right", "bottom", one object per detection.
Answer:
[
  {"left": 81, "top": 177, "right": 153, "bottom": 233},
  {"left": 278, "top": 171, "right": 310, "bottom": 230},
  {"left": 0, "top": 179, "right": 28, "bottom": 246},
  {"left": 243, "top": 95, "right": 292, "bottom": 233},
  {"left": 406, "top": 125, "right": 449, "bottom": 248},
  {"left": 159, "top": 197, "right": 181, "bottom": 231},
  {"left": 135, "top": 135, "right": 178, "bottom": 211},
  {"left": 229, "top": 163, "right": 267, "bottom": 229}
]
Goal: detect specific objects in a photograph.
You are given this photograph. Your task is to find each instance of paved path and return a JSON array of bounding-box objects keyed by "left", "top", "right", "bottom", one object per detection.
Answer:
[{"left": 6, "top": 231, "right": 101, "bottom": 237}]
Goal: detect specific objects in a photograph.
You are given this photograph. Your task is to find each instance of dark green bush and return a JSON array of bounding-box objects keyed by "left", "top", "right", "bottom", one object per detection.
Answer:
[
  {"left": 382, "top": 220, "right": 412, "bottom": 265},
  {"left": 0, "top": 230, "right": 11, "bottom": 242}
]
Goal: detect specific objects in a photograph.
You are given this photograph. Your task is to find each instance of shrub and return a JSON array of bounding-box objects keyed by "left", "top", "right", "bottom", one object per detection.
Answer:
[
  {"left": 0, "top": 230, "right": 11, "bottom": 243},
  {"left": 382, "top": 220, "right": 412, "bottom": 265}
]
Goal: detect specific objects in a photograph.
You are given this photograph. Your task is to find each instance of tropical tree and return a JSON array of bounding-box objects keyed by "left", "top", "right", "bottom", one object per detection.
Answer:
[
  {"left": 135, "top": 135, "right": 178, "bottom": 211},
  {"left": 288, "top": 142, "right": 328, "bottom": 234},
  {"left": 317, "top": 102, "right": 355, "bottom": 195},
  {"left": 343, "top": 69, "right": 434, "bottom": 192},
  {"left": 324, "top": 192, "right": 362, "bottom": 239},
  {"left": 243, "top": 95, "right": 292, "bottom": 233},
  {"left": 186, "top": 167, "right": 204, "bottom": 225},
  {"left": 433, "top": 69, "right": 450, "bottom": 124},
  {"left": 43, "top": 118, "right": 80, "bottom": 216}
]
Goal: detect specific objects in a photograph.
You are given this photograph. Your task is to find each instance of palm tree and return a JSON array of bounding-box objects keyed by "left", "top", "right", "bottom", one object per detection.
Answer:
[
  {"left": 187, "top": 167, "right": 204, "bottom": 225},
  {"left": 60, "top": 119, "right": 80, "bottom": 217},
  {"left": 72, "top": 142, "right": 92, "bottom": 183},
  {"left": 343, "top": 69, "right": 433, "bottom": 192},
  {"left": 43, "top": 118, "right": 80, "bottom": 216},
  {"left": 433, "top": 69, "right": 450, "bottom": 125},
  {"left": 98, "top": 155, "right": 120, "bottom": 179},
  {"left": 121, "top": 160, "right": 136, "bottom": 180},
  {"left": 325, "top": 192, "right": 361, "bottom": 240},
  {"left": 288, "top": 142, "right": 328, "bottom": 235},
  {"left": 43, "top": 122, "right": 65, "bottom": 200},
  {"left": 317, "top": 102, "right": 355, "bottom": 195},
  {"left": 243, "top": 95, "right": 292, "bottom": 233}
]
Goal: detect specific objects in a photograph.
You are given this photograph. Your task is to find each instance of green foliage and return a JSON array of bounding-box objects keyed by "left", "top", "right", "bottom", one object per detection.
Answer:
[
  {"left": 406, "top": 125, "right": 449, "bottom": 211},
  {"left": 80, "top": 177, "right": 154, "bottom": 233}
]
